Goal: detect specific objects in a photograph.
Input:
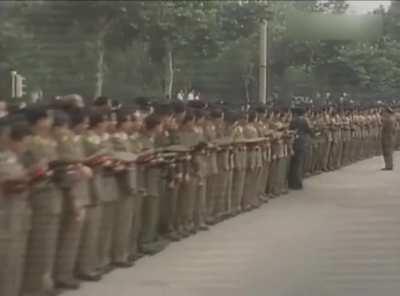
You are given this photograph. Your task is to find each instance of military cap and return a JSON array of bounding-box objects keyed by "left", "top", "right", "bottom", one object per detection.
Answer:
[
  {"left": 224, "top": 110, "right": 239, "bottom": 124},
  {"left": 69, "top": 108, "right": 88, "bottom": 127},
  {"left": 143, "top": 113, "right": 162, "bottom": 130},
  {"left": 24, "top": 105, "right": 49, "bottom": 125},
  {"left": 94, "top": 96, "right": 110, "bottom": 107},
  {"left": 53, "top": 110, "right": 70, "bottom": 127},
  {"left": 116, "top": 109, "right": 132, "bottom": 125},
  {"left": 209, "top": 108, "right": 223, "bottom": 119},
  {"left": 254, "top": 105, "right": 267, "bottom": 114},
  {"left": 385, "top": 106, "right": 394, "bottom": 113},
  {"left": 89, "top": 110, "right": 107, "bottom": 128},
  {"left": 171, "top": 100, "right": 186, "bottom": 115},
  {"left": 134, "top": 96, "right": 152, "bottom": 110},
  {"left": 111, "top": 99, "right": 122, "bottom": 111},
  {"left": 153, "top": 102, "right": 173, "bottom": 117},
  {"left": 181, "top": 111, "right": 195, "bottom": 125},
  {"left": 247, "top": 111, "right": 258, "bottom": 122},
  {"left": 6, "top": 112, "right": 27, "bottom": 125},
  {"left": 187, "top": 100, "right": 206, "bottom": 110},
  {"left": 193, "top": 108, "right": 207, "bottom": 121},
  {"left": 291, "top": 107, "right": 306, "bottom": 116},
  {"left": 9, "top": 120, "right": 32, "bottom": 141}
]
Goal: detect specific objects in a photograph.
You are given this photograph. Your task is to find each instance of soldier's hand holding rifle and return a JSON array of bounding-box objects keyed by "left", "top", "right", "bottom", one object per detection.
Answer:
[{"left": 1, "top": 176, "right": 30, "bottom": 195}]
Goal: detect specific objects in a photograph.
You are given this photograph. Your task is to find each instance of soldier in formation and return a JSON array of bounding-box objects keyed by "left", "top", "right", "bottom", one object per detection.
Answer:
[
  {"left": 302, "top": 106, "right": 384, "bottom": 178},
  {"left": 0, "top": 97, "right": 394, "bottom": 296}
]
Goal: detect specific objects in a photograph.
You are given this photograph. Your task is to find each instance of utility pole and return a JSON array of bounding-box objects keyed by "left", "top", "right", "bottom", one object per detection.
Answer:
[
  {"left": 266, "top": 18, "right": 272, "bottom": 104},
  {"left": 11, "top": 71, "right": 16, "bottom": 99},
  {"left": 259, "top": 1, "right": 273, "bottom": 105},
  {"left": 259, "top": 19, "right": 267, "bottom": 104}
]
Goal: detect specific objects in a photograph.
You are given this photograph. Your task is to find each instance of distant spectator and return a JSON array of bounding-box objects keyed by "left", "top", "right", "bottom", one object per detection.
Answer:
[
  {"left": 194, "top": 91, "right": 201, "bottom": 101},
  {"left": 176, "top": 89, "right": 185, "bottom": 101},
  {"left": 0, "top": 101, "right": 8, "bottom": 118},
  {"left": 187, "top": 89, "right": 195, "bottom": 101}
]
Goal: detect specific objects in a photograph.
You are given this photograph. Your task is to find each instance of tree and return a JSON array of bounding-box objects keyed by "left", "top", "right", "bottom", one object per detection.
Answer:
[{"left": 143, "top": 1, "right": 219, "bottom": 99}]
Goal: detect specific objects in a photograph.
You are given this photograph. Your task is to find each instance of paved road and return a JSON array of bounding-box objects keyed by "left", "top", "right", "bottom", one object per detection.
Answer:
[{"left": 65, "top": 154, "right": 400, "bottom": 296}]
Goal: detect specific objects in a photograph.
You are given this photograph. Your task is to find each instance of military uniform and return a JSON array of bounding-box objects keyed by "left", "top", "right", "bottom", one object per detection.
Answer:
[
  {"left": 349, "top": 115, "right": 357, "bottom": 163},
  {"left": 154, "top": 129, "right": 180, "bottom": 239},
  {"left": 269, "top": 124, "right": 285, "bottom": 197},
  {"left": 137, "top": 132, "right": 167, "bottom": 254},
  {"left": 341, "top": 115, "right": 352, "bottom": 167},
  {"left": 110, "top": 131, "right": 137, "bottom": 266},
  {"left": 322, "top": 114, "right": 333, "bottom": 171},
  {"left": 303, "top": 118, "right": 314, "bottom": 177},
  {"left": 22, "top": 135, "right": 63, "bottom": 296},
  {"left": 78, "top": 131, "right": 109, "bottom": 277},
  {"left": 328, "top": 116, "right": 339, "bottom": 170},
  {"left": 224, "top": 140, "right": 235, "bottom": 215},
  {"left": 311, "top": 117, "right": 323, "bottom": 174},
  {"left": 214, "top": 133, "right": 231, "bottom": 219},
  {"left": 281, "top": 126, "right": 291, "bottom": 194},
  {"left": 277, "top": 122, "right": 288, "bottom": 194},
  {"left": 128, "top": 132, "right": 145, "bottom": 260},
  {"left": 92, "top": 132, "right": 119, "bottom": 272},
  {"left": 230, "top": 125, "right": 246, "bottom": 215},
  {"left": 243, "top": 122, "right": 261, "bottom": 208},
  {"left": 335, "top": 115, "right": 344, "bottom": 169},
  {"left": 0, "top": 150, "right": 31, "bottom": 296},
  {"left": 381, "top": 111, "right": 396, "bottom": 170},
  {"left": 53, "top": 128, "right": 91, "bottom": 287},
  {"left": 73, "top": 133, "right": 102, "bottom": 280},
  {"left": 193, "top": 125, "right": 209, "bottom": 230},
  {"left": 176, "top": 128, "right": 198, "bottom": 234},
  {"left": 204, "top": 122, "right": 218, "bottom": 224},
  {"left": 255, "top": 120, "right": 271, "bottom": 202}
]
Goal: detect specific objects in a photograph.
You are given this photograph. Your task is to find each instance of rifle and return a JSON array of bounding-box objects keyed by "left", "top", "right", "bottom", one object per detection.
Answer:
[
  {"left": 1, "top": 165, "right": 53, "bottom": 194},
  {"left": 135, "top": 145, "right": 192, "bottom": 168},
  {"left": 2, "top": 177, "right": 30, "bottom": 195}
]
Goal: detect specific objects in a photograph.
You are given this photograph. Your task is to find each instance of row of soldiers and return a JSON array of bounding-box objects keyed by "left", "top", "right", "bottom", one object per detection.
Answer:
[
  {"left": 302, "top": 107, "right": 387, "bottom": 176},
  {"left": 0, "top": 97, "right": 395, "bottom": 296}
]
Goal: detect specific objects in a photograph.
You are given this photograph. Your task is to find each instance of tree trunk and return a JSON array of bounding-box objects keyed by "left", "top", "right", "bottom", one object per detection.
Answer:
[
  {"left": 244, "top": 78, "right": 250, "bottom": 104},
  {"left": 94, "top": 36, "right": 105, "bottom": 98},
  {"left": 243, "top": 62, "right": 254, "bottom": 105},
  {"left": 164, "top": 48, "right": 174, "bottom": 100}
]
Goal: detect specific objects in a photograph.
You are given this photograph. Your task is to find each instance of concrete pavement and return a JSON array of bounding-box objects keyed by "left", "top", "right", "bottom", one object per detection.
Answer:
[{"left": 65, "top": 154, "right": 400, "bottom": 296}]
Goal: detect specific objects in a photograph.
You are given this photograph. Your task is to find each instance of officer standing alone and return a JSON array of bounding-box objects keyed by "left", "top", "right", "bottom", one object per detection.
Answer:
[{"left": 381, "top": 107, "right": 396, "bottom": 171}]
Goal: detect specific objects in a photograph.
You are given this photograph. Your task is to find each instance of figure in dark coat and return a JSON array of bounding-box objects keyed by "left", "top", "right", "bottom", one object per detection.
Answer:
[
  {"left": 288, "top": 108, "right": 313, "bottom": 190},
  {"left": 381, "top": 107, "right": 396, "bottom": 171}
]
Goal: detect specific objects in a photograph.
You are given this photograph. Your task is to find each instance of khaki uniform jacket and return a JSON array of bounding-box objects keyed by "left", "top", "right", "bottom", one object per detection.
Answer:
[
  {"left": 204, "top": 123, "right": 218, "bottom": 175},
  {"left": 111, "top": 132, "right": 137, "bottom": 196},
  {"left": 54, "top": 129, "right": 91, "bottom": 208},
  {"left": 82, "top": 131, "right": 115, "bottom": 204},
  {"left": 0, "top": 150, "right": 30, "bottom": 234},
  {"left": 24, "top": 135, "right": 62, "bottom": 214},
  {"left": 382, "top": 115, "right": 396, "bottom": 149}
]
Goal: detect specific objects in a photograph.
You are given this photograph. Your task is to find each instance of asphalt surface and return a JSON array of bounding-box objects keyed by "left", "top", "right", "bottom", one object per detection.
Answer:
[{"left": 65, "top": 154, "right": 400, "bottom": 296}]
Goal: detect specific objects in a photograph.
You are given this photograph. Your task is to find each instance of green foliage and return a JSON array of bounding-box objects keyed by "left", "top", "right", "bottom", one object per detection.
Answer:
[{"left": 0, "top": 0, "right": 399, "bottom": 103}]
